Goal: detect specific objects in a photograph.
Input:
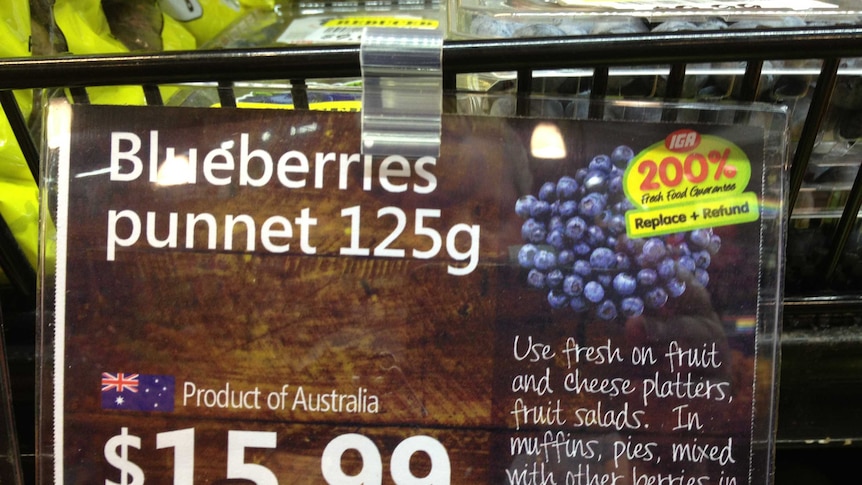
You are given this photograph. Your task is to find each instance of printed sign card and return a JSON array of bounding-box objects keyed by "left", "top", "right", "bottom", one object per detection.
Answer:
[{"left": 41, "top": 100, "right": 785, "bottom": 485}]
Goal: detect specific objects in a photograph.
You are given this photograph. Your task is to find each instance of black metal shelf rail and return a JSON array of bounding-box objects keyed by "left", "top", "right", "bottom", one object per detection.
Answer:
[{"left": 2, "top": 25, "right": 862, "bottom": 313}]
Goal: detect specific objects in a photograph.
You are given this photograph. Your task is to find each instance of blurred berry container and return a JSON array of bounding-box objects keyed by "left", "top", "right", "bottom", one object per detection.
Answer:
[
  {"left": 449, "top": 1, "right": 862, "bottom": 293},
  {"left": 167, "top": 0, "right": 445, "bottom": 107},
  {"left": 450, "top": 0, "right": 862, "bottom": 41},
  {"left": 204, "top": 0, "right": 446, "bottom": 50},
  {"left": 449, "top": 0, "right": 862, "bottom": 94}
]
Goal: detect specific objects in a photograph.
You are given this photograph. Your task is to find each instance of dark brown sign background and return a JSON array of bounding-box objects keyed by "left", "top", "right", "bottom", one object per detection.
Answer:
[{"left": 51, "top": 104, "right": 772, "bottom": 485}]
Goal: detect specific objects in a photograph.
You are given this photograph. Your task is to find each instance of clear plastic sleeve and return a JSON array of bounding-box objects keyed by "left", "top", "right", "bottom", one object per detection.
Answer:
[{"left": 40, "top": 97, "right": 786, "bottom": 485}]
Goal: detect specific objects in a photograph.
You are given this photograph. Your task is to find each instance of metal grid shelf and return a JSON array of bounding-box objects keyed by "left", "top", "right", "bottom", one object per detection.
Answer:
[
  {"left": 2, "top": 25, "right": 862, "bottom": 484},
  {"left": 2, "top": 25, "right": 862, "bottom": 309}
]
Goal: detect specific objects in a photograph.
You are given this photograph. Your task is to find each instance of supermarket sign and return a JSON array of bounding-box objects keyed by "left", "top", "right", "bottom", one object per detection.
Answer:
[{"left": 44, "top": 101, "right": 778, "bottom": 485}]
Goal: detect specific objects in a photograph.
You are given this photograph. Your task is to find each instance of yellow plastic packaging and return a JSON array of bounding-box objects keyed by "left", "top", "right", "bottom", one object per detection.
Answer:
[
  {"left": 0, "top": 0, "right": 40, "bottom": 287},
  {"left": 53, "top": 0, "right": 197, "bottom": 105},
  {"left": 159, "top": 0, "right": 275, "bottom": 46}
]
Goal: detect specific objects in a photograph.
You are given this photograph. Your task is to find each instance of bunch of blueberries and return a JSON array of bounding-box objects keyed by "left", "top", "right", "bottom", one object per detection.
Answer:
[{"left": 515, "top": 145, "right": 721, "bottom": 320}]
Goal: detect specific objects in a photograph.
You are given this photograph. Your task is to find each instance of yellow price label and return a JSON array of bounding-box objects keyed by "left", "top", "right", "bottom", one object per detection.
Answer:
[
  {"left": 323, "top": 17, "right": 439, "bottom": 29},
  {"left": 219, "top": 100, "right": 362, "bottom": 112}
]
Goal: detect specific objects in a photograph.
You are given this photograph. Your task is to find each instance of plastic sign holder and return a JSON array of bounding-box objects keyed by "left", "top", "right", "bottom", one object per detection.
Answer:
[
  {"left": 360, "top": 26, "right": 443, "bottom": 157},
  {"left": 40, "top": 95, "right": 785, "bottom": 485}
]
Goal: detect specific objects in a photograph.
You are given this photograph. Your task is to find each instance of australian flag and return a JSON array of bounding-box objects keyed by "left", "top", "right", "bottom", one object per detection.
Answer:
[{"left": 101, "top": 372, "right": 175, "bottom": 412}]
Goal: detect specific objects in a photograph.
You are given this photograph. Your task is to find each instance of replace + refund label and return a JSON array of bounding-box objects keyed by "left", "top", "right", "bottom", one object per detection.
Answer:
[{"left": 623, "top": 129, "right": 760, "bottom": 238}]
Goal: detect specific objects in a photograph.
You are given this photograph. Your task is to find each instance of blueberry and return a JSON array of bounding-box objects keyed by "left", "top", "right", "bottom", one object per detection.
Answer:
[
  {"left": 620, "top": 296, "right": 645, "bottom": 317},
  {"left": 530, "top": 200, "right": 552, "bottom": 218},
  {"left": 573, "top": 260, "right": 592, "bottom": 277},
  {"left": 565, "top": 217, "right": 588, "bottom": 241},
  {"left": 522, "top": 219, "right": 547, "bottom": 244},
  {"left": 610, "top": 145, "right": 635, "bottom": 168},
  {"left": 672, "top": 241, "right": 692, "bottom": 257},
  {"left": 562, "top": 274, "right": 585, "bottom": 296},
  {"left": 590, "top": 247, "right": 616, "bottom": 271},
  {"left": 657, "top": 257, "right": 677, "bottom": 280},
  {"left": 515, "top": 195, "right": 537, "bottom": 218},
  {"left": 677, "top": 255, "right": 696, "bottom": 274},
  {"left": 666, "top": 278, "right": 687, "bottom": 298},
  {"left": 557, "top": 21, "right": 590, "bottom": 36},
  {"left": 534, "top": 249, "right": 557, "bottom": 272},
  {"left": 549, "top": 200, "right": 560, "bottom": 217},
  {"left": 612, "top": 272, "right": 637, "bottom": 296},
  {"left": 637, "top": 268, "right": 658, "bottom": 287},
  {"left": 608, "top": 214, "right": 627, "bottom": 235},
  {"left": 597, "top": 274, "right": 613, "bottom": 288},
  {"left": 608, "top": 175, "right": 623, "bottom": 195},
  {"left": 527, "top": 269, "right": 547, "bottom": 289},
  {"left": 548, "top": 215, "right": 565, "bottom": 233},
  {"left": 584, "top": 281, "right": 605, "bottom": 303},
  {"left": 469, "top": 15, "right": 517, "bottom": 37},
  {"left": 559, "top": 200, "right": 579, "bottom": 218},
  {"left": 547, "top": 269, "right": 565, "bottom": 288},
  {"left": 689, "top": 228, "right": 713, "bottom": 248},
  {"left": 641, "top": 238, "right": 667, "bottom": 264},
  {"left": 591, "top": 20, "right": 648, "bottom": 35},
  {"left": 546, "top": 228, "right": 567, "bottom": 250},
  {"left": 652, "top": 20, "right": 699, "bottom": 32},
  {"left": 617, "top": 234, "right": 641, "bottom": 255},
  {"left": 514, "top": 23, "right": 568, "bottom": 38},
  {"left": 596, "top": 300, "right": 618, "bottom": 321},
  {"left": 707, "top": 234, "right": 722, "bottom": 255},
  {"left": 579, "top": 193, "right": 606, "bottom": 218},
  {"left": 557, "top": 249, "right": 575, "bottom": 267},
  {"left": 595, "top": 210, "right": 614, "bottom": 228},
  {"left": 694, "top": 268, "right": 709, "bottom": 286},
  {"left": 538, "top": 181, "right": 557, "bottom": 202},
  {"left": 698, "top": 19, "right": 729, "bottom": 30},
  {"left": 693, "top": 250, "right": 711, "bottom": 269},
  {"left": 556, "top": 176, "right": 579, "bottom": 199},
  {"left": 547, "top": 289, "right": 570, "bottom": 309},
  {"left": 521, "top": 219, "right": 537, "bottom": 241},
  {"left": 615, "top": 253, "right": 632, "bottom": 271},
  {"left": 644, "top": 287, "right": 669, "bottom": 308},
  {"left": 587, "top": 225, "right": 606, "bottom": 247},
  {"left": 574, "top": 168, "right": 589, "bottom": 183},
  {"left": 588, "top": 154, "right": 613, "bottom": 173},
  {"left": 694, "top": 268, "right": 710, "bottom": 287},
  {"left": 517, "top": 244, "right": 539, "bottom": 268},
  {"left": 583, "top": 170, "right": 608, "bottom": 192},
  {"left": 573, "top": 242, "right": 592, "bottom": 256}
]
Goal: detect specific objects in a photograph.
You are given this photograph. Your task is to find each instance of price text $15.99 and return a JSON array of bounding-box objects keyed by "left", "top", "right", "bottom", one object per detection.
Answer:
[{"left": 105, "top": 427, "right": 451, "bottom": 485}]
